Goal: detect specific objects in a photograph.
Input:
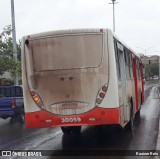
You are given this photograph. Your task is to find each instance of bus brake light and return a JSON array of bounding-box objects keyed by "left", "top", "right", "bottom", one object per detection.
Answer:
[
  {"left": 31, "top": 91, "right": 35, "bottom": 96},
  {"left": 102, "top": 86, "right": 108, "bottom": 92},
  {"left": 99, "top": 92, "right": 105, "bottom": 98},
  {"left": 96, "top": 84, "right": 108, "bottom": 105}
]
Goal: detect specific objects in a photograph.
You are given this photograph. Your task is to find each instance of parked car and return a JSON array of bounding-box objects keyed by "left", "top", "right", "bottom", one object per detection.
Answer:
[{"left": 0, "top": 85, "right": 24, "bottom": 120}]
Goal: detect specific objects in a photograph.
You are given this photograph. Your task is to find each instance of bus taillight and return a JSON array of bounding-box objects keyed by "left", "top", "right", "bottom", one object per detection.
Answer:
[
  {"left": 31, "top": 91, "right": 35, "bottom": 96},
  {"left": 33, "top": 96, "right": 39, "bottom": 102},
  {"left": 102, "top": 86, "right": 108, "bottom": 92},
  {"left": 99, "top": 92, "right": 105, "bottom": 98},
  {"left": 30, "top": 91, "right": 44, "bottom": 108},
  {"left": 96, "top": 84, "right": 108, "bottom": 105},
  {"left": 96, "top": 98, "right": 102, "bottom": 104}
]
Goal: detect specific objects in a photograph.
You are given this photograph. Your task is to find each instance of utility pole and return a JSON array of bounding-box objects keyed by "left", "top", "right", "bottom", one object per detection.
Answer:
[
  {"left": 109, "top": 0, "right": 118, "bottom": 32},
  {"left": 11, "top": 0, "right": 18, "bottom": 85}
]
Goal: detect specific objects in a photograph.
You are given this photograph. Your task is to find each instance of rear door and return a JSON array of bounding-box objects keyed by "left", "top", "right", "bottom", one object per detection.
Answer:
[{"left": 117, "top": 43, "right": 128, "bottom": 123}]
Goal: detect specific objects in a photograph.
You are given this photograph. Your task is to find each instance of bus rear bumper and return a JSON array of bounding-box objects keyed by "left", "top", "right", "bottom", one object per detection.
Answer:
[{"left": 25, "top": 107, "right": 120, "bottom": 128}]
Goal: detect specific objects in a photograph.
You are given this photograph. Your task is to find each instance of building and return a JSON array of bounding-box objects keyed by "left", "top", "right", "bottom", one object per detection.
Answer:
[{"left": 141, "top": 55, "right": 160, "bottom": 65}]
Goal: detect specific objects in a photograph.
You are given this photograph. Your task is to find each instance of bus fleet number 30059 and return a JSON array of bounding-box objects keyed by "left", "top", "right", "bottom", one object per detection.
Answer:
[{"left": 61, "top": 117, "right": 81, "bottom": 123}]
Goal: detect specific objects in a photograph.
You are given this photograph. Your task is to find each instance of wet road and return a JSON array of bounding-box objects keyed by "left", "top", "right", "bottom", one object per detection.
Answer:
[{"left": 0, "top": 81, "right": 159, "bottom": 159}]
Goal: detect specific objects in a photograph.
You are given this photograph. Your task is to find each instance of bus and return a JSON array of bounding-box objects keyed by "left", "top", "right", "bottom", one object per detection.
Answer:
[{"left": 21, "top": 28, "right": 144, "bottom": 134}]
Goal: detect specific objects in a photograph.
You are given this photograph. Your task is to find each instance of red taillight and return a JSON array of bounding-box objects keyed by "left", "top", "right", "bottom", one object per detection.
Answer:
[
  {"left": 102, "top": 86, "right": 108, "bottom": 92},
  {"left": 12, "top": 100, "right": 16, "bottom": 108},
  {"left": 99, "top": 92, "right": 105, "bottom": 98},
  {"left": 96, "top": 84, "right": 108, "bottom": 105},
  {"left": 31, "top": 91, "right": 35, "bottom": 96}
]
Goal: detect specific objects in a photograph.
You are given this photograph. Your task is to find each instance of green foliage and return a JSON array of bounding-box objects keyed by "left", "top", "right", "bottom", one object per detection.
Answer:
[
  {"left": 0, "top": 25, "right": 21, "bottom": 79},
  {"left": 0, "top": 57, "right": 15, "bottom": 75},
  {"left": 145, "top": 63, "right": 159, "bottom": 79},
  {"left": 0, "top": 25, "right": 13, "bottom": 57},
  {"left": 0, "top": 78, "right": 14, "bottom": 86}
]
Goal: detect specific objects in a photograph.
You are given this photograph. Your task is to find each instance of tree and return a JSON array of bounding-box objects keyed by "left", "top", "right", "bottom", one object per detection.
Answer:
[
  {"left": 145, "top": 63, "right": 159, "bottom": 79},
  {"left": 0, "top": 25, "right": 21, "bottom": 80}
]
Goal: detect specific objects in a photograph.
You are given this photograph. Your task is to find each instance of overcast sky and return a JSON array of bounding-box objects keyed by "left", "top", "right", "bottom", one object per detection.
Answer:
[{"left": 0, "top": 0, "right": 160, "bottom": 56}]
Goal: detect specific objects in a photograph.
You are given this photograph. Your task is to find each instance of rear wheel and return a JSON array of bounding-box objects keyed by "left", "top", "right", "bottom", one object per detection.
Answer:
[
  {"left": 136, "top": 94, "right": 142, "bottom": 120},
  {"left": 125, "top": 103, "right": 134, "bottom": 132},
  {"left": 61, "top": 126, "right": 81, "bottom": 135},
  {"left": 136, "top": 109, "right": 140, "bottom": 119},
  {"left": 61, "top": 127, "right": 72, "bottom": 134},
  {"left": 71, "top": 126, "right": 81, "bottom": 134}
]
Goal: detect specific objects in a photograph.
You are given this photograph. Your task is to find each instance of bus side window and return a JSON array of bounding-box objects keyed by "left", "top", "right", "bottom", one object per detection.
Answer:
[
  {"left": 130, "top": 53, "right": 133, "bottom": 79},
  {"left": 142, "top": 63, "right": 145, "bottom": 78},
  {"left": 124, "top": 49, "right": 127, "bottom": 64},
  {"left": 124, "top": 48, "right": 130, "bottom": 80},
  {"left": 139, "top": 62, "right": 142, "bottom": 80},
  {"left": 114, "top": 40, "right": 121, "bottom": 80},
  {"left": 136, "top": 58, "right": 140, "bottom": 80}
]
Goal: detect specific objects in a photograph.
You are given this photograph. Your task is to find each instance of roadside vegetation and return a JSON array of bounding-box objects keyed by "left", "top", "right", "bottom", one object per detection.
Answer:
[
  {"left": 0, "top": 25, "right": 21, "bottom": 85},
  {"left": 145, "top": 63, "right": 159, "bottom": 80}
]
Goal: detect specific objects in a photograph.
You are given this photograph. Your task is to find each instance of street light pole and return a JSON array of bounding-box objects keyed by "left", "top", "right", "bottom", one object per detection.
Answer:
[
  {"left": 112, "top": 0, "right": 115, "bottom": 32},
  {"left": 109, "top": 0, "right": 118, "bottom": 32},
  {"left": 11, "top": 0, "right": 18, "bottom": 85}
]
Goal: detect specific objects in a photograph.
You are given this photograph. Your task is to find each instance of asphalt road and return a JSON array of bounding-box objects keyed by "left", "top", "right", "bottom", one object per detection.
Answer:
[{"left": 0, "top": 81, "right": 159, "bottom": 159}]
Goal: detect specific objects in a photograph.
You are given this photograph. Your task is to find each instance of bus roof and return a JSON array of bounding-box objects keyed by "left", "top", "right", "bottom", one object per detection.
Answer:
[
  {"left": 23, "top": 27, "right": 141, "bottom": 60},
  {"left": 23, "top": 28, "right": 110, "bottom": 39}
]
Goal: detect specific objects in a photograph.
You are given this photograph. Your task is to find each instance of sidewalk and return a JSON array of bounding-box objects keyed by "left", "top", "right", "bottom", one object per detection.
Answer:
[{"left": 155, "top": 119, "right": 160, "bottom": 159}]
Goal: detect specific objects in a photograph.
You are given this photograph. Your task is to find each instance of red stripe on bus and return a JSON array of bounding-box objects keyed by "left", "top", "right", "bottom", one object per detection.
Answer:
[{"left": 25, "top": 107, "right": 120, "bottom": 128}]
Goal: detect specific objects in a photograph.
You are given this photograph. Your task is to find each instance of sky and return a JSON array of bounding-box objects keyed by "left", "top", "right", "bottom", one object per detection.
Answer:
[{"left": 0, "top": 0, "right": 160, "bottom": 56}]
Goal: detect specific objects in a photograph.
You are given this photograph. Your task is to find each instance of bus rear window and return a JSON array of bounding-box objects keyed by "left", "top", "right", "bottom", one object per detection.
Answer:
[{"left": 31, "top": 34, "right": 103, "bottom": 71}]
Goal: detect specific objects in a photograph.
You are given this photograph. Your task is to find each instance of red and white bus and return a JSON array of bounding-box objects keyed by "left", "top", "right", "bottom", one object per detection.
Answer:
[{"left": 21, "top": 28, "right": 144, "bottom": 134}]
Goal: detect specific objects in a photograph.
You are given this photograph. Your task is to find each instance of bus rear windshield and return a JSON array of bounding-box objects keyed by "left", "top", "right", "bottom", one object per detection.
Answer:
[{"left": 31, "top": 34, "right": 103, "bottom": 71}]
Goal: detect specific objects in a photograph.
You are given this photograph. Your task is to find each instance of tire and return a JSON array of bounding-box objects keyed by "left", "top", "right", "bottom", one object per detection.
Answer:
[
  {"left": 10, "top": 116, "right": 16, "bottom": 124},
  {"left": 1, "top": 116, "right": 8, "bottom": 119},
  {"left": 19, "top": 113, "right": 25, "bottom": 123},
  {"left": 125, "top": 103, "right": 134, "bottom": 132},
  {"left": 71, "top": 126, "right": 81, "bottom": 134},
  {"left": 136, "top": 109, "right": 140, "bottom": 119},
  {"left": 61, "top": 127, "right": 72, "bottom": 134},
  {"left": 136, "top": 94, "right": 142, "bottom": 119}
]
